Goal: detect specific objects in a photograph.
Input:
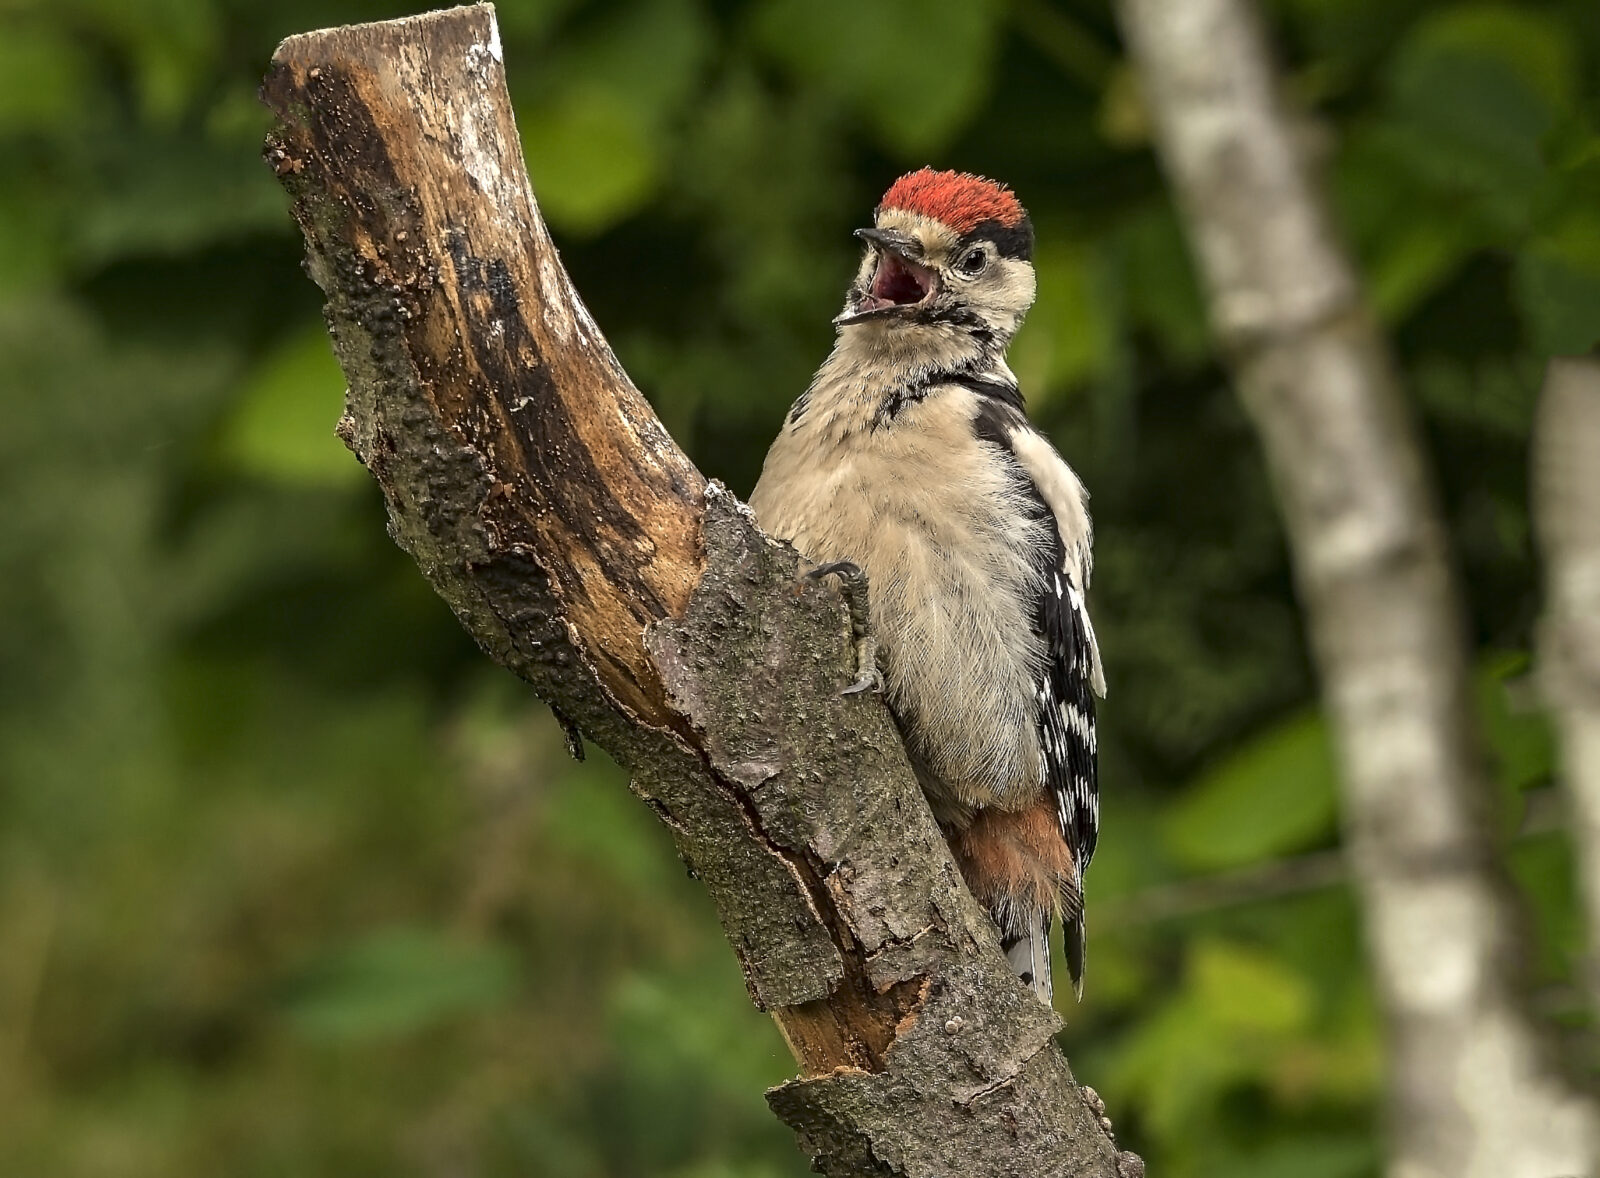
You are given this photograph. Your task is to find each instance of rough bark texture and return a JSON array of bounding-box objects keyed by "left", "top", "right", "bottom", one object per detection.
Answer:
[
  {"left": 260, "top": 6, "right": 1140, "bottom": 1175},
  {"left": 1111, "top": 2, "right": 1598, "bottom": 1176},
  {"left": 1536, "top": 356, "right": 1600, "bottom": 1013}
]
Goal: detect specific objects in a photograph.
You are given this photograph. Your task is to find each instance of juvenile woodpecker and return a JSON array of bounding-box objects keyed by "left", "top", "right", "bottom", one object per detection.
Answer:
[{"left": 749, "top": 169, "right": 1105, "bottom": 1004}]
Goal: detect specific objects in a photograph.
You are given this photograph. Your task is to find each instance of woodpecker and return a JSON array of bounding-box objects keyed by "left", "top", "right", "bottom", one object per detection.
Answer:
[{"left": 749, "top": 168, "right": 1104, "bottom": 1004}]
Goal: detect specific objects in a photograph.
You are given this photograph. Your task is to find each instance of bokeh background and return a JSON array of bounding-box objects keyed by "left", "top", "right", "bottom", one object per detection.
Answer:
[{"left": 4, "top": 0, "right": 1600, "bottom": 1174}]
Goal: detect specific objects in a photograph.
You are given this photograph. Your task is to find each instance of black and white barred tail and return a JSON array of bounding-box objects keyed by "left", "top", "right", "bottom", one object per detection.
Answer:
[
  {"left": 998, "top": 903, "right": 1085, "bottom": 1004},
  {"left": 1002, "top": 907, "right": 1055, "bottom": 1005},
  {"left": 1064, "top": 903, "right": 1086, "bottom": 1001}
]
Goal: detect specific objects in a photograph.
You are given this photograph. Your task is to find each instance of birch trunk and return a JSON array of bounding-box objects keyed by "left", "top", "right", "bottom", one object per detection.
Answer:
[
  {"left": 1111, "top": 2, "right": 1597, "bottom": 1175},
  {"left": 1536, "top": 357, "right": 1600, "bottom": 1013}
]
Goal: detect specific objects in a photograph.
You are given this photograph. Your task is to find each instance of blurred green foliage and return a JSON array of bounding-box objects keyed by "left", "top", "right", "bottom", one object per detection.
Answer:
[{"left": 2, "top": 0, "right": 1597, "bottom": 1174}]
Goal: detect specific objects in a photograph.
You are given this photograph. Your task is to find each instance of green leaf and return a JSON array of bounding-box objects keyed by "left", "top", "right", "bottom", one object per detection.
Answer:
[
  {"left": 1102, "top": 940, "right": 1313, "bottom": 1138},
  {"left": 517, "top": 0, "right": 711, "bottom": 235},
  {"left": 80, "top": 0, "right": 221, "bottom": 125},
  {"left": 1163, "top": 712, "right": 1338, "bottom": 871},
  {"left": 1514, "top": 246, "right": 1600, "bottom": 356},
  {"left": 220, "top": 327, "right": 361, "bottom": 487},
  {"left": 1191, "top": 939, "right": 1312, "bottom": 1034},
  {"left": 1118, "top": 202, "right": 1210, "bottom": 365},
  {"left": 73, "top": 134, "right": 288, "bottom": 266},
  {"left": 1413, "top": 354, "right": 1540, "bottom": 438},
  {"left": 1367, "top": 215, "right": 1477, "bottom": 325},
  {"left": 1508, "top": 834, "right": 1583, "bottom": 982},
  {"left": 0, "top": 184, "right": 66, "bottom": 294},
  {"left": 0, "top": 27, "right": 93, "bottom": 136},
  {"left": 281, "top": 927, "right": 519, "bottom": 1041},
  {"left": 1404, "top": 4, "right": 1576, "bottom": 111},
  {"left": 1512, "top": 114, "right": 1600, "bottom": 355},
  {"left": 522, "top": 86, "right": 661, "bottom": 235},
  {"left": 1476, "top": 653, "right": 1554, "bottom": 796},
  {"left": 559, "top": 0, "right": 711, "bottom": 119},
  {"left": 1334, "top": 127, "right": 1483, "bottom": 323},
  {"left": 545, "top": 763, "right": 683, "bottom": 896},
  {"left": 1011, "top": 239, "right": 1110, "bottom": 408},
  {"left": 1215, "top": 1134, "right": 1378, "bottom": 1178},
  {"left": 609, "top": 966, "right": 794, "bottom": 1097},
  {"left": 753, "top": 0, "right": 1001, "bottom": 154},
  {"left": 1162, "top": 659, "right": 1551, "bottom": 875},
  {"left": 1383, "top": 4, "right": 1573, "bottom": 232}
]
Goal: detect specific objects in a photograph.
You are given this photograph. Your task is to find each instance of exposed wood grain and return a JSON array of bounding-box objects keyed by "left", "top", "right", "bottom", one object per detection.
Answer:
[
  {"left": 263, "top": 9, "right": 702, "bottom": 728},
  {"left": 261, "top": 6, "right": 1140, "bottom": 1174}
]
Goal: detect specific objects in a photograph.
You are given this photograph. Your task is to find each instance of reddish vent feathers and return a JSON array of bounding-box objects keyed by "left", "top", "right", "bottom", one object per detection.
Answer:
[{"left": 878, "top": 168, "right": 1026, "bottom": 234}]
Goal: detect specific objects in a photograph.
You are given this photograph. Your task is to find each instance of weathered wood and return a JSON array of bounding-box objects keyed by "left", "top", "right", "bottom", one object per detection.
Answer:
[{"left": 261, "top": 6, "right": 1139, "bottom": 1174}]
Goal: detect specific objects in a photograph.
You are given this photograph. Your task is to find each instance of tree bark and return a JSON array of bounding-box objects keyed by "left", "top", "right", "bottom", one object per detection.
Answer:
[
  {"left": 1536, "top": 356, "right": 1600, "bottom": 1013},
  {"left": 260, "top": 6, "right": 1139, "bottom": 1175},
  {"left": 1111, "top": 2, "right": 1597, "bottom": 1176}
]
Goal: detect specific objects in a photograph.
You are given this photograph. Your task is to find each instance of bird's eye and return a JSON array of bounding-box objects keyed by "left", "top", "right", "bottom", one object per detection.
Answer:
[{"left": 959, "top": 247, "right": 988, "bottom": 276}]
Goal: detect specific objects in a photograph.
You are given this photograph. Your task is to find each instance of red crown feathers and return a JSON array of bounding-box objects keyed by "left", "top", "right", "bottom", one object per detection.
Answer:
[{"left": 877, "top": 168, "right": 1026, "bottom": 234}]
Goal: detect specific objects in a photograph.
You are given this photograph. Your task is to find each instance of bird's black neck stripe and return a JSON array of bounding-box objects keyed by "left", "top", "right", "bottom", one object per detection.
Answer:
[
  {"left": 948, "top": 371, "right": 1025, "bottom": 413},
  {"left": 872, "top": 365, "right": 1024, "bottom": 428}
]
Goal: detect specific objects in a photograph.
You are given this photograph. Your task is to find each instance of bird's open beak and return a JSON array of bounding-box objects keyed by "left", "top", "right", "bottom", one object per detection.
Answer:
[{"left": 834, "top": 228, "right": 938, "bottom": 326}]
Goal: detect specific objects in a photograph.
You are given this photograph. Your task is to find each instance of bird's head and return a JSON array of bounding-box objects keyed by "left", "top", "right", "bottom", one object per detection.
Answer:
[{"left": 835, "top": 168, "right": 1037, "bottom": 348}]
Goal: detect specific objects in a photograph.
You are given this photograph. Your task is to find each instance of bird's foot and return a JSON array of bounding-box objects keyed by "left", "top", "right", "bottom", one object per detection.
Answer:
[{"left": 803, "top": 561, "right": 885, "bottom": 696}]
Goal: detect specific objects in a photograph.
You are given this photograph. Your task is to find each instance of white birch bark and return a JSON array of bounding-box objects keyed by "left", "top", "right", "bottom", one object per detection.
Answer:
[
  {"left": 1536, "top": 357, "right": 1600, "bottom": 1014},
  {"left": 1111, "top": 3, "right": 1597, "bottom": 1175}
]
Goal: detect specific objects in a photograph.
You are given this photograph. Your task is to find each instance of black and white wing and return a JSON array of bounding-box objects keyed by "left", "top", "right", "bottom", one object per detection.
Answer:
[
  {"left": 972, "top": 392, "right": 1104, "bottom": 998},
  {"left": 1033, "top": 543, "right": 1099, "bottom": 996}
]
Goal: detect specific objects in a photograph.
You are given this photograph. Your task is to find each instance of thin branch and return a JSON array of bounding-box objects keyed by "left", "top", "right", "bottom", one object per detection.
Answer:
[
  {"left": 260, "top": 7, "right": 1138, "bottom": 1175},
  {"left": 1099, "top": 850, "right": 1346, "bottom": 927},
  {"left": 1099, "top": 787, "right": 1570, "bottom": 928},
  {"left": 1110, "top": 2, "right": 1597, "bottom": 1175}
]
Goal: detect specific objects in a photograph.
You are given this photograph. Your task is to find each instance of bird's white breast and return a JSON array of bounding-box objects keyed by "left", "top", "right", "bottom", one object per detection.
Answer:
[{"left": 750, "top": 384, "right": 1051, "bottom": 823}]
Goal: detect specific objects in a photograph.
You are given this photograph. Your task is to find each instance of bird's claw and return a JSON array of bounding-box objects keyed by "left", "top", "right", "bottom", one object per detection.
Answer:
[
  {"left": 803, "top": 560, "right": 865, "bottom": 586},
  {"left": 801, "top": 561, "right": 883, "bottom": 696},
  {"left": 841, "top": 659, "right": 885, "bottom": 697}
]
